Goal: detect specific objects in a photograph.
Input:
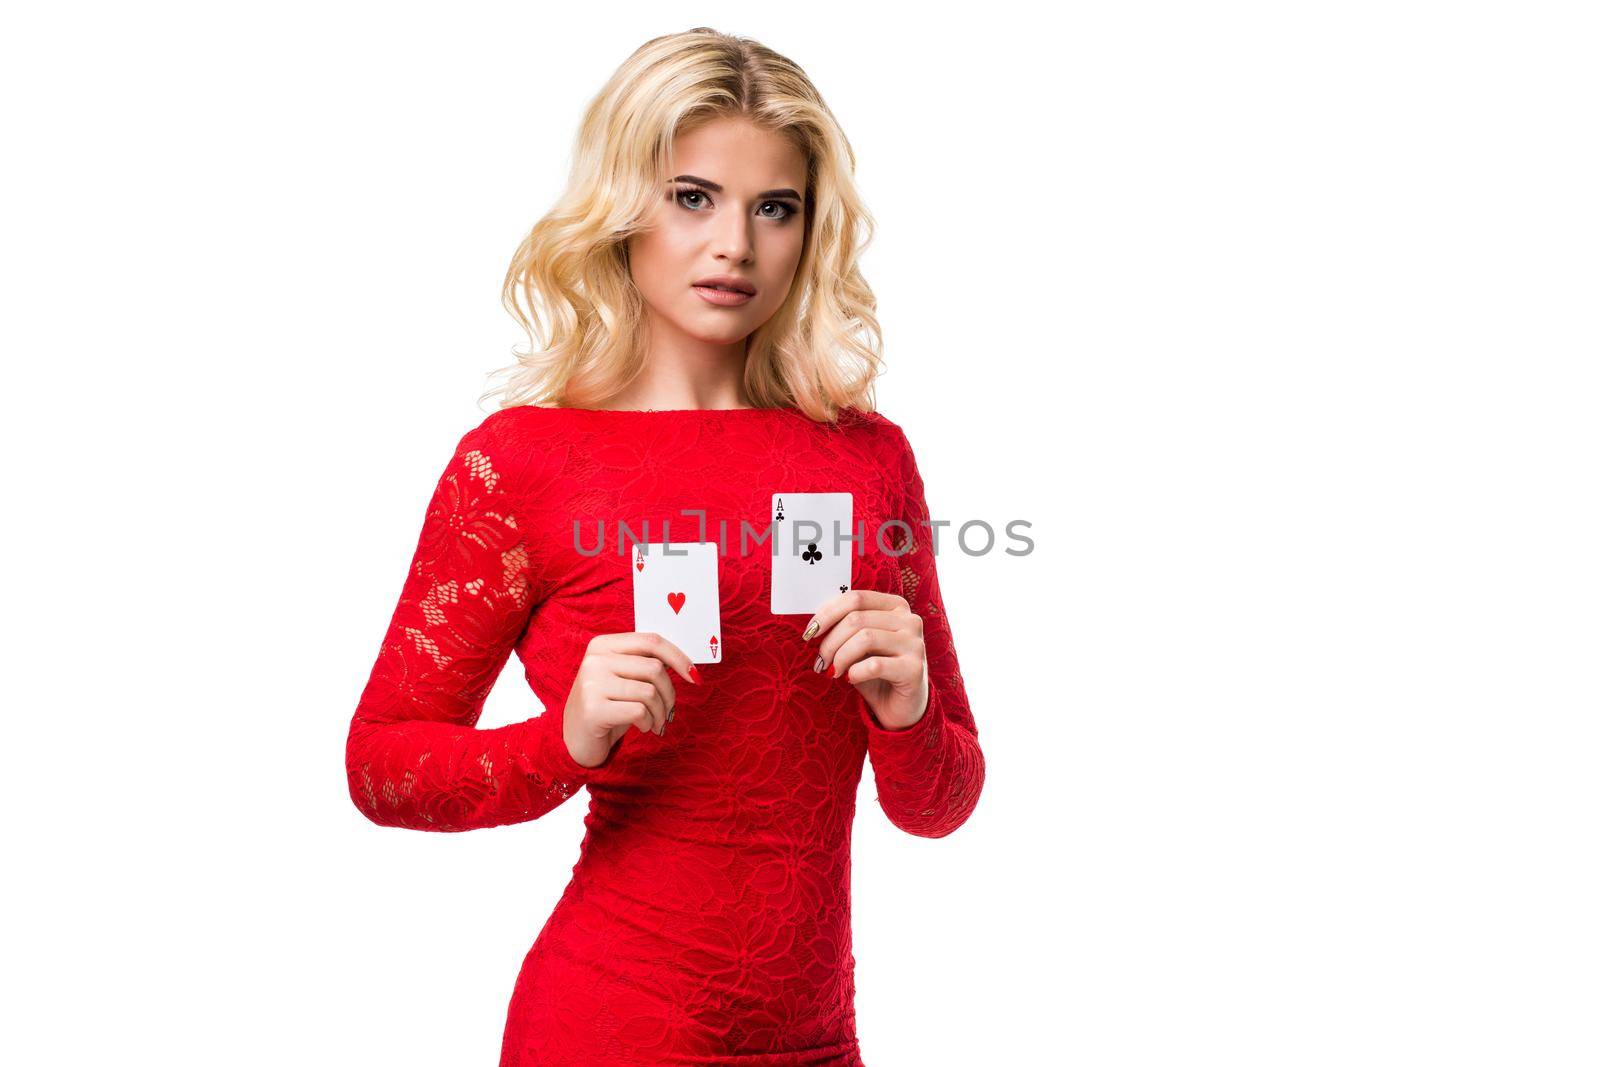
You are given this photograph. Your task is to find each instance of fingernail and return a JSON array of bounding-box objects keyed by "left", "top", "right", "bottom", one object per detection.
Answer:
[
  {"left": 830, "top": 662, "right": 840, "bottom": 678},
  {"left": 813, "top": 655, "right": 825, "bottom": 673},
  {"left": 667, "top": 707, "right": 675, "bottom": 724},
  {"left": 688, "top": 666, "right": 702, "bottom": 685},
  {"left": 801, "top": 619, "right": 819, "bottom": 641}
]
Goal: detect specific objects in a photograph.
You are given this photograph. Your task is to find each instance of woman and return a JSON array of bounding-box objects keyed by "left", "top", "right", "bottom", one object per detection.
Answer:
[{"left": 345, "top": 27, "right": 985, "bottom": 1066}]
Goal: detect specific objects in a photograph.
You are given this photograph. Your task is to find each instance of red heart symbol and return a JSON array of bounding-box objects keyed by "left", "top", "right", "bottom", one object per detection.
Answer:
[{"left": 667, "top": 592, "right": 686, "bottom": 614}]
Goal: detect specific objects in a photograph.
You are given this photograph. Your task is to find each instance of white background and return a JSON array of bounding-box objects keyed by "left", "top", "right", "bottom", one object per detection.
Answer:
[{"left": 5, "top": 2, "right": 1597, "bottom": 1064}]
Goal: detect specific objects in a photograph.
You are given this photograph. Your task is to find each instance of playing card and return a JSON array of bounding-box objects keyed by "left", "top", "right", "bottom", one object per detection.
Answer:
[
  {"left": 632, "top": 541, "right": 723, "bottom": 664},
  {"left": 770, "top": 492, "right": 854, "bottom": 615}
]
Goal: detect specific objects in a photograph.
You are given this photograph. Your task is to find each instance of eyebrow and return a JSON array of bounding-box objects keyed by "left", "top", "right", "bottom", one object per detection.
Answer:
[{"left": 670, "top": 174, "right": 804, "bottom": 202}]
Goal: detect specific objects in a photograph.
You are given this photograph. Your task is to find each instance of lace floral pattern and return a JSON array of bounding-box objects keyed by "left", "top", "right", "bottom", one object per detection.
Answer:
[{"left": 345, "top": 405, "right": 985, "bottom": 1065}]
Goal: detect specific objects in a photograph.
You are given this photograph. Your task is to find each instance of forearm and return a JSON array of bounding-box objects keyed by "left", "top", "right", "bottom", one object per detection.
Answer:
[
  {"left": 345, "top": 704, "right": 594, "bottom": 832},
  {"left": 862, "top": 683, "right": 986, "bottom": 838}
]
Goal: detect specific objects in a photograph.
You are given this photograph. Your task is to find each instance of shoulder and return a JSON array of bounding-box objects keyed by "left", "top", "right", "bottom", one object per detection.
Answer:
[
  {"left": 833, "top": 408, "right": 923, "bottom": 477},
  {"left": 832, "top": 406, "right": 913, "bottom": 457},
  {"left": 435, "top": 406, "right": 578, "bottom": 505},
  {"left": 458, "top": 404, "right": 574, "bottom": 453}
]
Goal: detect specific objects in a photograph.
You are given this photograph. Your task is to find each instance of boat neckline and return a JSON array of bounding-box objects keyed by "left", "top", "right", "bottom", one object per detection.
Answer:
[
  {"left": 510, "top": 405, "right": 881, "bottom": 423},
  {"left": 528, "top": 405, "right": 801, "bottom": 415}
]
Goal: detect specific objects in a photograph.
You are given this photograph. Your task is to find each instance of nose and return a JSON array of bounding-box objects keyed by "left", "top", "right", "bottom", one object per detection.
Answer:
[{"left": 709, "top": 210, "right": 756, "bottom": 264}]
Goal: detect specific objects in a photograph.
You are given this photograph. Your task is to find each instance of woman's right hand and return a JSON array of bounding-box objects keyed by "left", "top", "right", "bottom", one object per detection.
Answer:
[{"left": 563, "top": 631, "right": 700, "bottom": 768}]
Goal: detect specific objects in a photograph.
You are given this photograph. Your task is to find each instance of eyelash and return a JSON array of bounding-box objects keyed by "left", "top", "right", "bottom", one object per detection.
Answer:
[{"left": 673, "top": 188, "right": 798, "bottom": 222}]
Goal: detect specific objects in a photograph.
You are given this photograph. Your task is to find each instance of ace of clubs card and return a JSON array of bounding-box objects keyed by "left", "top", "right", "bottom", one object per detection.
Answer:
[
  {"left": 631, "top": 541, "right": 723, "bottom": 663},
  {"left": 770, "top": 492, "right": 854, "bottom": 615}
]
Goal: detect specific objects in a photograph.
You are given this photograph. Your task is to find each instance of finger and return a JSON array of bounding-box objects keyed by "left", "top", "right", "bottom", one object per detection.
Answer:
[
  {"left": 603, "top": 699, "right": 661, "bottom": 737},
  {"left": 841, "top": 652, "right": 927, "bottom": 689},
  {"left": 605, "top": 653, "right": 676, "bottom": 716},
  {"left": 592, "top": 631, "right": 699, "bottom": 685},
  {"left": 605, "top": 677, "right": 668, "bottom": 734},
  {"left": 815, "top": 609, "right": 915, "bottom": 669},
  {"left": 830, "top": 627, "right": 918, "bottom": 681},
  {"left": 801, "top": 589, "right": 910, "bottom": 643}
]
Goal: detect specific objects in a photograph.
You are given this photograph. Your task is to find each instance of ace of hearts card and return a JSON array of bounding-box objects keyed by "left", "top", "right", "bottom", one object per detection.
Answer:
[{"left": 631, "top": 541, "right": 723, "bottom": 663}]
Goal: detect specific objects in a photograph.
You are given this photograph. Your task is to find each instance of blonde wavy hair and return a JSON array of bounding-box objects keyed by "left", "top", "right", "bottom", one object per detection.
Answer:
[{"left": 482, "top": 27, "right": 883, "bottom": 423}]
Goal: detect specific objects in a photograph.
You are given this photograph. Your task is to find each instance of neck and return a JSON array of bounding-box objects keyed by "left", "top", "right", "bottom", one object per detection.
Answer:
[{"left": 604, "top": 320, "right": 753, "bottom": 411}]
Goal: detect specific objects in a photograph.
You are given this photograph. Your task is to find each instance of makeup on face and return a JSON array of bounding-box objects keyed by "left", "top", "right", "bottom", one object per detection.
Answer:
[{"left": 667, "top": 173, "right": 803, "bottom": 312}]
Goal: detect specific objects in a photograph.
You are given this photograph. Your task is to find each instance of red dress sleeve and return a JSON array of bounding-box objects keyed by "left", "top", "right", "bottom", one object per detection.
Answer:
[
  {"left": 860, "top": 425, "right": 987, "bottom": 838},
  {"left": 344, "top": 414, "right": 602, "bottom": 832}
]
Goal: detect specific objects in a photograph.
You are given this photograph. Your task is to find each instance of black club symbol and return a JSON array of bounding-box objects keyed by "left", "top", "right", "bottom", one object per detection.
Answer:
[
  {"left": 802, "top": 542, "right": 822, "bottom": 565},
  {"left": 839, "top": 584, "right": 848, "bottom": 593}
]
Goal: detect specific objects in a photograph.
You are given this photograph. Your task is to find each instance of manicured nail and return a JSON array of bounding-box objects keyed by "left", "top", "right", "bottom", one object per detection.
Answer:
[
  {"left": 830, "top": 662, "right": 840, "bottom": 678},
  {"left": 801, "top": 619, "right": 819, "bottom": 641},
  {"left": 688, "top": 666, "right": 702, "bottom": 685},
  {"left": 813, "top": 655, "right": 825, "bottom": 673},
  {"left": 667, "top": 707, "right": 675, "bottom": 724}
]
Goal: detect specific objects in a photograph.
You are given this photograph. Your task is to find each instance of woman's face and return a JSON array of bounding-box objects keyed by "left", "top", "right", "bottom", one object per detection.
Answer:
[{"left": 627, "top": 116, "right": 809, "bottom": 348}]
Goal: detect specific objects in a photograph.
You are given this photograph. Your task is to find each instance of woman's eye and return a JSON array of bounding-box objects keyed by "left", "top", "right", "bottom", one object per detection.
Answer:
[{"left": 675, "top": 189, "right": 797, "bottom": 222}]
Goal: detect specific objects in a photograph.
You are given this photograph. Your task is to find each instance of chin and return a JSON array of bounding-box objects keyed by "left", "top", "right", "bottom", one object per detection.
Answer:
[
  {"left": 678, "top": 312, "right": 757, "bottom": 344},
  {"left": 684, "top": 326, "right": 753, "bottom": 346}
]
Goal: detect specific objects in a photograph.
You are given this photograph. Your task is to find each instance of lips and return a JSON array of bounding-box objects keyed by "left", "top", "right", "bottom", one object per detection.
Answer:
[{"left": 692, "top": 274, "right": 757, "bottom": 295}]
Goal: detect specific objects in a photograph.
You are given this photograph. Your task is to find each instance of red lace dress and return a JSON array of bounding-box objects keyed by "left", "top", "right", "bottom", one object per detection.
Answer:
[{"left": 345, "top": 404, "right": 985, "bottom": 1066}]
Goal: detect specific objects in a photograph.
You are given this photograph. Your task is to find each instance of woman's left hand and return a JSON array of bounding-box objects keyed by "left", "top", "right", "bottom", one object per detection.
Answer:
[{"left": 804, "top": 589, "right": 929, "bottom": 730}]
